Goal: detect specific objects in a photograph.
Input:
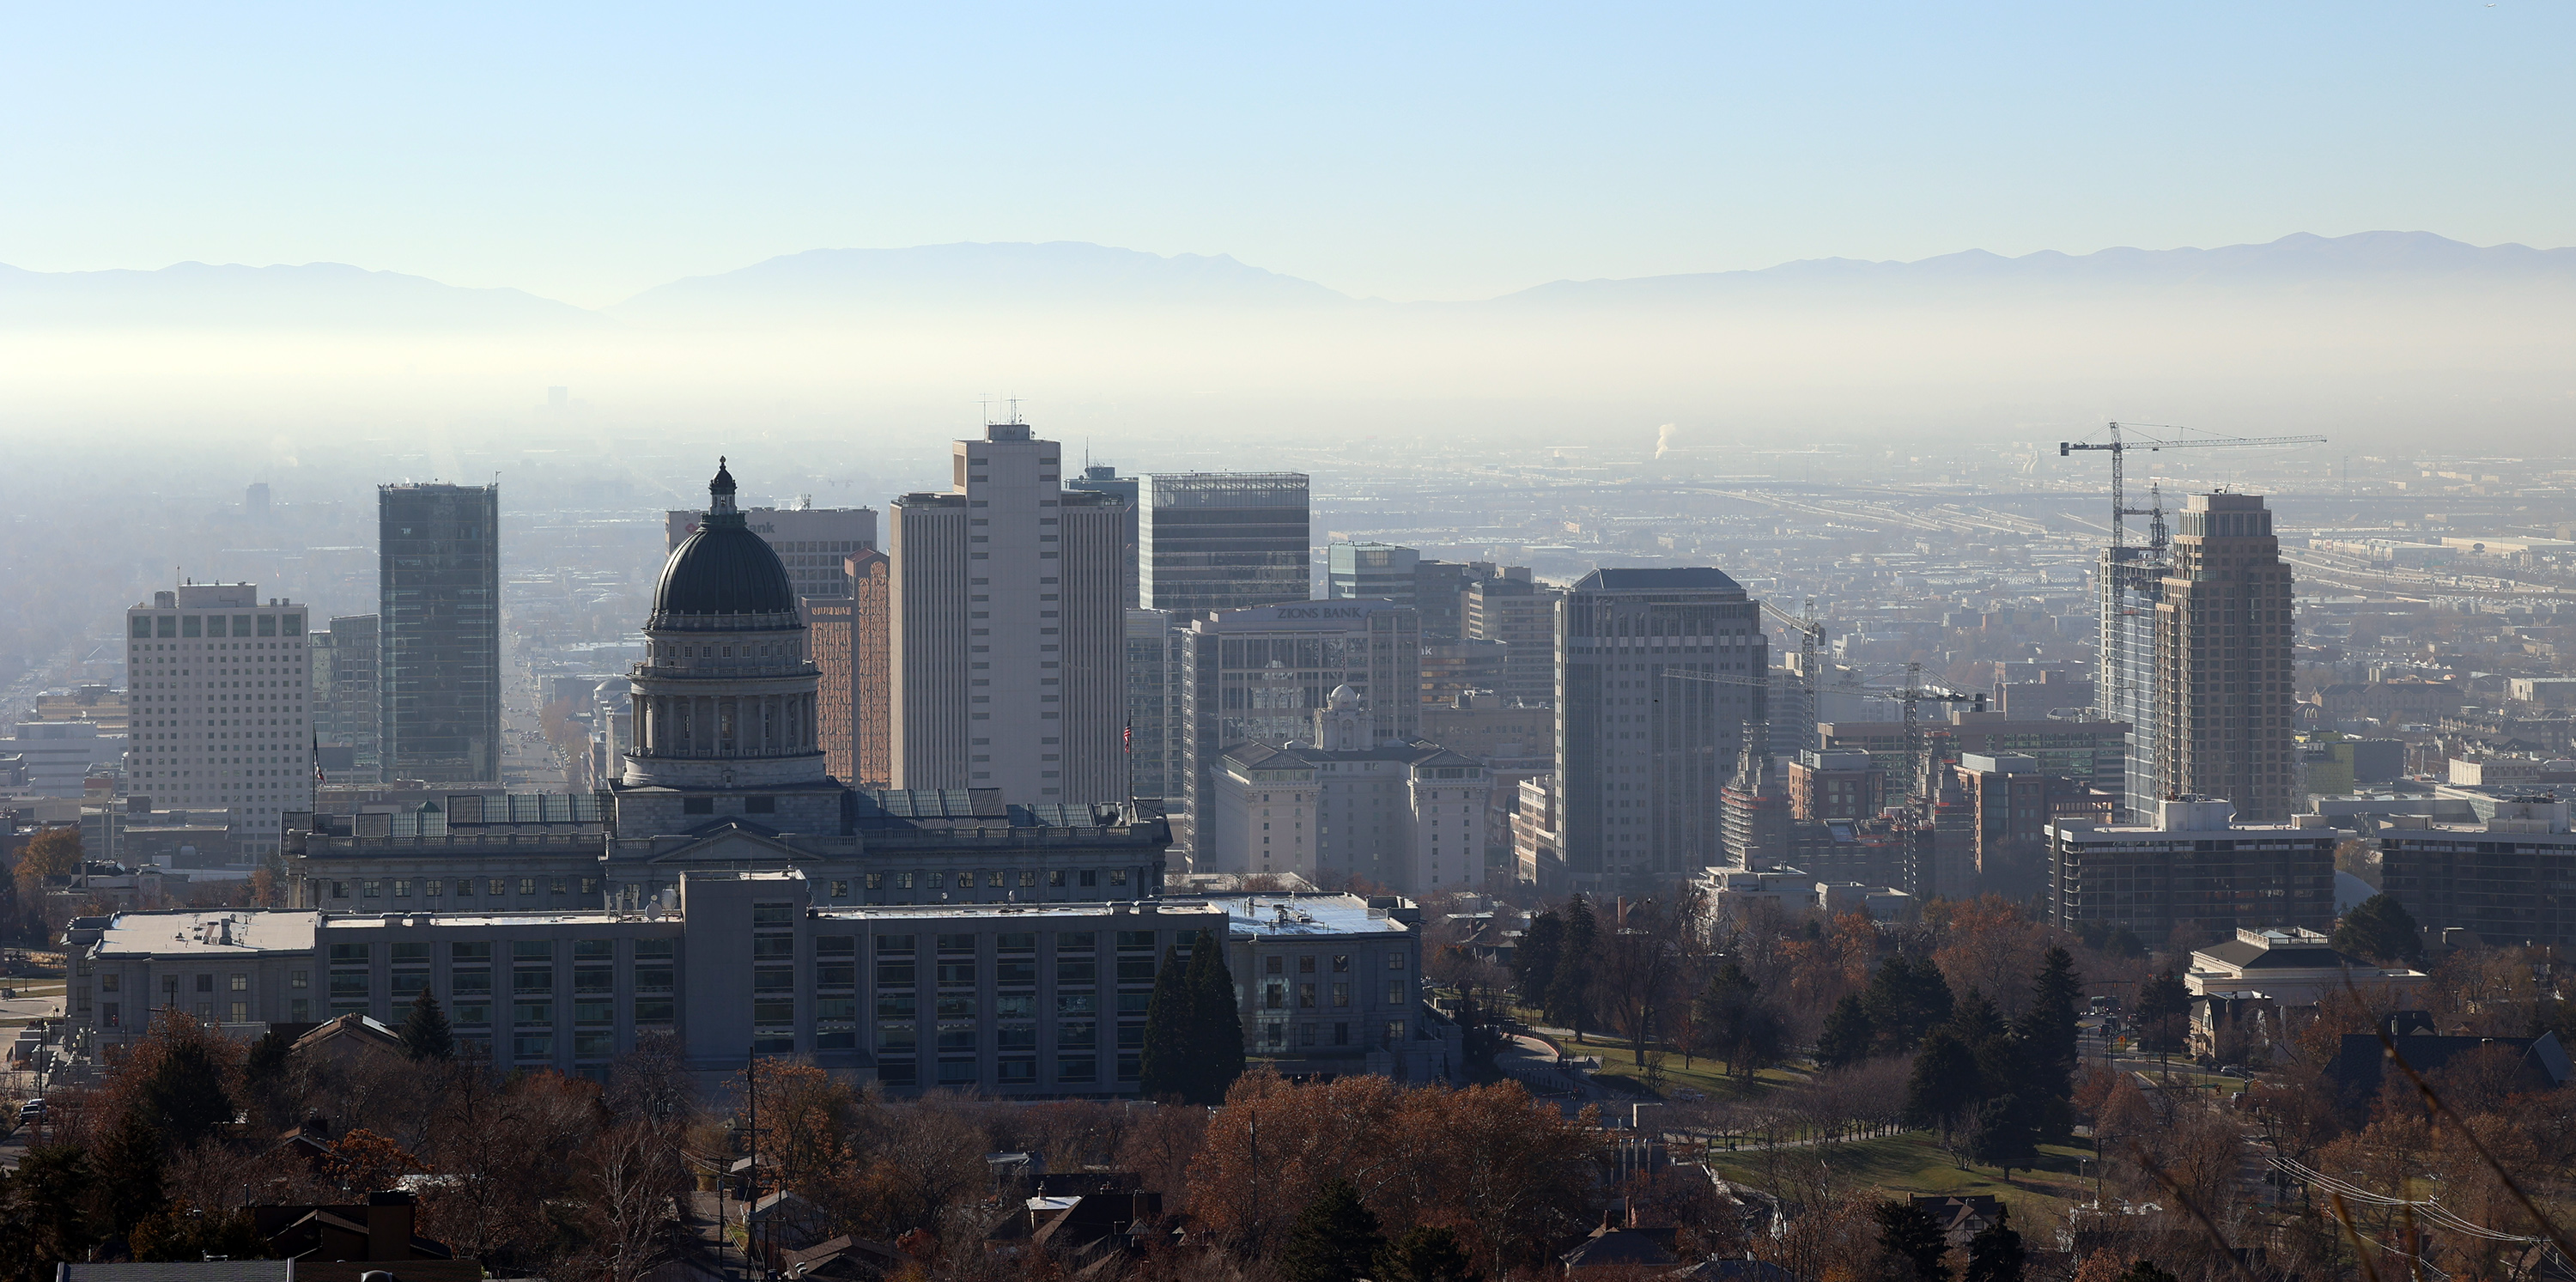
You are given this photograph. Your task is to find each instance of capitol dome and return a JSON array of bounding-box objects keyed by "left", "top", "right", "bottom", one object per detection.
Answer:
[{"left": 650, "top": 458, "right": 800, "bottom": 629}]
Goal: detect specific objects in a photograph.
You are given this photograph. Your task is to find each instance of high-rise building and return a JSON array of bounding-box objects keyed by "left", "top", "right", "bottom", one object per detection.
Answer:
[
  {"left": 1125, "top": 609, "right": 1181, "bottom": 799},
  {"left": 890, "top": 423, "right": 1125, "bottom": 801},
  {"left": 1555, "top": 568, "right": 1765, "bottom": 890},
  {"left": 1177, "top": 601, "right": 1421, "bottom": 836},
  {"left": 665, "top": 503, "right": 878, "bottom": 601},
  {"left": 806, "top": 548, "right": 892, "bottom": 788},
  {"left": 1063, "top": 465, "right": 1140, "bottom": 607},
  {"left": 380, "top": 483, "right": 500, "bottom": 783},
  {"left": 309, "top": 615, "right": 380, "bottom": 782},
  {"left": 2098, "top": 544, "right": 2165, "bottom": 818},
  {"left": 1138, "top": 473, "right": 1309, "bottom": 614},
  {"left": 125, "top": 586, "right": 313, "bottom": 854},
  {"left": 2157, "top": 493, "right": 2298, "bottom": 823},
  {"left": 1327, "top": 542, "right": 1419, "bottom": 601},
  {"left": 1462, "top": 572, "right": 1558, "bottom": 708}
]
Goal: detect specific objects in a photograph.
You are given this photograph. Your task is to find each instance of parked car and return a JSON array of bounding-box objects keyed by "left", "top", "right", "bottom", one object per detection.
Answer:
[{"left": 19, "top": 1098, "right": 46, "bottom": 1121}]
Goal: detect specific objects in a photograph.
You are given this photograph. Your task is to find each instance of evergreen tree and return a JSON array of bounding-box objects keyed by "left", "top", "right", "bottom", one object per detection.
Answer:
[
  {"left": 1947, "top": 987, "right": 2007, "bottom": 1048},
  {"left": 131, "top": 1206, "right": 267, "bottom": 1263},
  {"left": 2116, "top": 1260, "right": 2180, "bottom": 1282},
  {"left": 1548, "top": 895, "right": 1599, "bottom": 1036},
  {"left": 2334, "top": 892, "right": 2425, "bottom": 965},
  {"left": 0, "top": 1145, "right": 99, "bottom": 1282},
  {"left": 1864, "top": 956, "right": 1954, "bottom": 1054},
  {"left": 1905, "top": 1028, "right": 1983, "bottom": 1136},
  {"left": 93, "top": 1110, "right": 170, "bottom": 1236},
  {"left": 1964, "top": 1206, "right": 2025, "bottom": 1282},
  {"left": 1816, "top": 993, "right": 1875, "bottom": 1069},
  {"left": 398, "top": 987, "right": 453, "bottom": 1061},
  {"left": 1965, "top": 1095, "right": 2041, "bottom": 1181},
  {"left": 1138, "top": 943, "right": 1194, "bottom": 1101},
  {"left": 1873, "top": 1199, "right": 1951, "bottom": 1282},
  {"left": 2136, "top": 968, "right": 2190, "bottom": 1060},
  {"left": 1376, "top": 1224, "right": 1481, "bottom": 1282},
  {"left": 135, "top": 1036, "right": 234, "bottom": 1149},
  {"left": 244, "top": 1029, "right": 290, "bottom": 1085},
  {"left": 1516, "top": 910, "right": 1564, "bottom": 1010},
  {"left": 2102, "top": 925, "right": 2146, "bottom": 959},
  {"left": 1185, "top": 928, "right": 1244, "bottom": 1103},
  {"left": 2020, "top": 945, "right": 2083, "bottom": 1095},
  {"left": 1277, "top": 1178, "right": 1386, "bottom": 1282}
]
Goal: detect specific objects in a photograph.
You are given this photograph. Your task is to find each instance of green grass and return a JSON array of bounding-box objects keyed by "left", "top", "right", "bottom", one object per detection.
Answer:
[
  {"left": 1582, "top": 1048, "right": 1806, "bottom": 1101},
  {"left": 1702, "top": 1129, "right": 2099, "bottom": 1224}
]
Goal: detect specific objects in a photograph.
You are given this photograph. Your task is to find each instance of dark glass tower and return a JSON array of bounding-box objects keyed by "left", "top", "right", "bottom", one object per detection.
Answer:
[
  {"left": 1139, "top": 472, "right": 1309, "bottom": 614},
  {"left": 380, "top": 483, "right": 501, "bottom": 782}
]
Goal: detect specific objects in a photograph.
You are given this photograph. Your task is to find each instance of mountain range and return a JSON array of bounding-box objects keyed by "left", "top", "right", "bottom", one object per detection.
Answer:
[{"left": 5, "top": 232, "right": 2573, "bottom": 331}]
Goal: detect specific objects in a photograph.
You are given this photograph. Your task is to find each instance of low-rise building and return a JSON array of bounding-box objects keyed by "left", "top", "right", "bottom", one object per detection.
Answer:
[
  {"left": 2047, "top": 798, "right": 2338, "bottom": 945},
  {"left": 2380, "top": 798, "right": 2576, "bottom": 950},
  {"left": 2184, "top": 927, "right": 2431, "bottom": 1058},
  {"left": 62, "top": 879, "right": 1450, "bottom": 1091},
  {"left": 1201, "top": 688, "right": 1492, "bottom": 892}
]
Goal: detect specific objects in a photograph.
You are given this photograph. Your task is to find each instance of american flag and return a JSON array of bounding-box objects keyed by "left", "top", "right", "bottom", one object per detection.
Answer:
[
  {"left": 1122, "top": 721, "right": 1133, "bottom": 753},
  {"left": 313, "top": 733, "right": 325, "bottom": 785}
]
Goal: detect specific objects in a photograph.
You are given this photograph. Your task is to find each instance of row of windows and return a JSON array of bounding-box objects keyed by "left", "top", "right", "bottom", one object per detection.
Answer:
[
  {"left": 131, "top": 612, "right": 306, "bottom": 639},
  {"left": 328, "top": 877, "right": 602, "bottom": 901}
]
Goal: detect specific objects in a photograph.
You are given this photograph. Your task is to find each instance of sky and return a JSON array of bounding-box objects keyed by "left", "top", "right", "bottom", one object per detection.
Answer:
[{"left": 4, "top": 3, "right": 2573, "bottom": 308}]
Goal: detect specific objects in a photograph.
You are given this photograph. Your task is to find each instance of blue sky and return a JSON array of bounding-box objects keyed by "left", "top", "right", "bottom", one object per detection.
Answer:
[{"left": 4, "top": 2, "right": 2568, "bottom": 307}]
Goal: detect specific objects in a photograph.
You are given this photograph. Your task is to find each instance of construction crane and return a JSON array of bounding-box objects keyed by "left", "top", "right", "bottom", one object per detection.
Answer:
[
  {"left": 1761, "top": 598, "right": 1824, "bottom": 734},
  {"left": 2059, "top": 422, "right": 2327, "bottom": 560}
]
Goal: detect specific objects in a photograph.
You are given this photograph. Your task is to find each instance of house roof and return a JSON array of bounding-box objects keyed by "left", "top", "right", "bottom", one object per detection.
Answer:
[{"left": 1560, "top": 1228, "right": 1681, "bottom": 1267}]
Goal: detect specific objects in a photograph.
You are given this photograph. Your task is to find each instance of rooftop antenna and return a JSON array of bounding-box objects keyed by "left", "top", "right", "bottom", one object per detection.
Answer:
[
  {"left": 978, "top": 395, "right": 993, "bottom": 425},
  {"left": 1007, "top": 397, "right": 1024, "bottom": 425}
]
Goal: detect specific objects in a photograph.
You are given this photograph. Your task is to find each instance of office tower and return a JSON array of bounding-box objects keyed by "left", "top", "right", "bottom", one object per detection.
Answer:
[
  {"left": 1419, "top": 639, "right": 1509, "bottom": 706},
  {"left": 1555, "top": 568, "right": 1765, "bottom": 890},
  {"left": 1327, "top": 542, "right": 1419, "bottom": 601},
  {"left": 1125, "top": 609, "right": 1180, "bottom": 799},
  {"left": 2383, "top": 798, "right": 2576, "bottom": 949},
  {"left": 308, "top": 615, "right": 381, "bottom": 782},
  {"left": 1817, "top": 710, "right": 2129, "bottom": 799},
  {"left": 1064, "top": 465, "right": 1141, "bottom": 607},
  {"left": 806, "top": 549, "right": 892, "bottom": 788},
  {"left": 2157, "top": 493, "right": 2297, "bottom": 823},
  {"left": 2049, "top": 798, "right": 2335, "bottom": 942},
  {"left": 125, "top": 586, "right": 313, "bottom": 854},
  {"left": 380, "top": 483, "right": 501, "bottom": 783},
  {"left": 1462, "top": 572, "right": 1558, "bottom": 707},
  {"left": 889, "top": 422, "right": 1124, "bottom": 801},
  {"left": 1953, "top": 752, "right": 2116, "bottom": 902},
  {"left": 1138, "top": 473, "right": 1309, "bottom": 614},
  {"left": 665, "top": 502, "right": 877, "bottom": 600},
  {"left": 1410, "top": 560, "right": 1475, "bottom": 643},
  {"left": 2099, "top": 544, "right": 2165, "bottom": 817},
  {"left": 1177, "top": 601, "right": 1421, "bottom": 835}
]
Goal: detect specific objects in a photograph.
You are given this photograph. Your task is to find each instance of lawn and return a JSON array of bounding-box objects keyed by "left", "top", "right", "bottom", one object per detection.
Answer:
[
  {"left": 1582, "top": 1048, "right": 1807, "bottom": 1101},
  {"left": 1703, "top": 1128, "right": 2099, "bottom": 1226}
]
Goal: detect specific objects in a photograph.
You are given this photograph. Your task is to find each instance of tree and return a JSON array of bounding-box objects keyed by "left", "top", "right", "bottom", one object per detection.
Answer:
[
  {"left": 1873, "top": 1199, "right": 1950, "bottom": 1282},
  {"left": 12, "top": 827, "right": 82, "bottom": 905},
  {"left": 1596, "top": 910, "right": 1680, "bottom": 1067},
  {"left": 93, "top": 1110, "right": 172, "bottom": 1236},
  {"left": 1947, "top": 987, "right": 2007, "bottom": 1048},
  {"left": 1139, "top": 943, "right": 1194, "bottom": 1100},
  {"left": 2024, "top": 945, "right": 2083, "bottom": 1078},
  {"left": 2335, "top": 892, "right": 2425, "bottom": 965},
  {"left": 2117, "top": 1260, "right": 2179, "bottom": 1282},
  {"left": 131, "top": 1205, "right": 267, "bottom": 1262},
  {"left": 0, "top": 1145, "right": 98, "bottom": 1282},
  {"left": 1864, "top": 955, "right": 1954, "bottom": 1054},
  {"left": 2136, "top": 968, "right": 2190, "bottom": 1065},
  {"left": 1966, "top": 1095, "right": 2041, "bottom": 1182},
  {"left": 1695, "top": 961, "right": 1784, "bottom": 1081},
  {"left": 1516, "top": 910, "right": 1564, "bottom": 1010},
  {"left": 398, "top": 987, "right": 453, "bottom": 1061},
  {"left": 1964, "top": 1206, "right": 2025, "bottom": 1282},
  {"left": 1378, "top": 1224, "right": 1482, "bottom": 1282},
  {"left": 132, "top": 1018, "right": 237, "bottom": 1149},
  {"left": 1277, "top": 1178, "right": 1386, "bottom": 1282},
  {"left": 1186, "top": 928, "right": 1245, "bottom": 1103},
  {"left": 1547, "top": 896, "right": 1599, "bottom": 1037},
  {"left": 1905, "top": 1030, "right": 1982, "bottom": 1137},
  {"left": 1816, "top": 993, "right": 1875, "bottom": 1069}
]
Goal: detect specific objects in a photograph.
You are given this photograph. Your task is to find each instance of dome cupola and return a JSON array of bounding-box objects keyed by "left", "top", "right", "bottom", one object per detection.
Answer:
[{"left": 649, "top": 457, "right": 800, "bottom": 629}]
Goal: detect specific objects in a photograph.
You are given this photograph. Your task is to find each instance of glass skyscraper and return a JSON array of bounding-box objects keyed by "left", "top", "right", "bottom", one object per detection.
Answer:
[
  {"left": 1138, "top": 473, "right": 1309, "bottom": 615},
  {"left": 380, "top": 483, "right": 501, "bottom": 782}
]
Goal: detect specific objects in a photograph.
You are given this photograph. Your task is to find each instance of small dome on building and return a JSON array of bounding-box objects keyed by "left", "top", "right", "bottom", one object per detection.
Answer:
[{"left": 1327, "top": 684, "right": 1361, "bottom": 710}]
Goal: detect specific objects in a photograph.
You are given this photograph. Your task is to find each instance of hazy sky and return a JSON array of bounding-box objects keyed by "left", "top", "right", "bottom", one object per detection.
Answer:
[{"left": 6, "top": 3, "right": 2571, "bottom": 307}]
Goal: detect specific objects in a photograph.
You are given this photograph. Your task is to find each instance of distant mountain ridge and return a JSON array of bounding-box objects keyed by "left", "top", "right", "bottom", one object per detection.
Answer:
[
  {"left": 5, "top": 232, "right": 2571, "bottom": 331},
  {"left": 608, "top": 240, "right": 1356, "bottom": 322},
  {"left": 0, "top": 259, "right": 604, "bottom": 331}
]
